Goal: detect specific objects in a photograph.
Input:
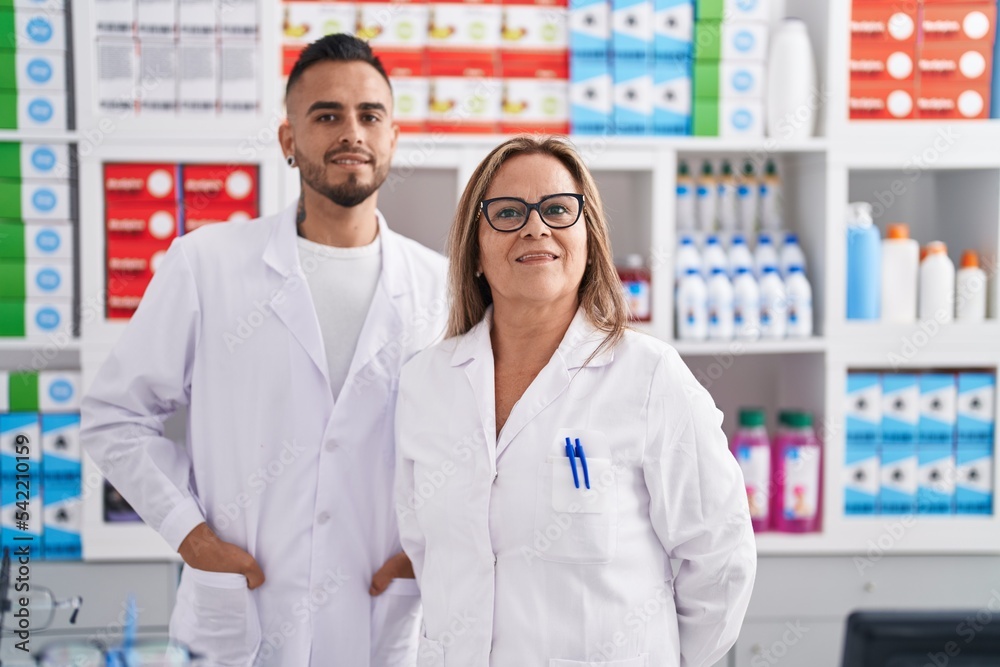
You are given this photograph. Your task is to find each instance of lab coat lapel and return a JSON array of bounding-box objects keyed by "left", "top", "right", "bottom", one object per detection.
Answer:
[
  {"left": 451, "top": 314, "right": 499, "bottom": 470},
  {"left": 263, "top": 204, "right": 331, "bottom": 388}
]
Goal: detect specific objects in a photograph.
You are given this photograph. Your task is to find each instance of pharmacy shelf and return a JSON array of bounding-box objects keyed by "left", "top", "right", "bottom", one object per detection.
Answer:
[
  {"left": 827, "top": 323, "right": 1000, "bottom": 369},
  {"left": 832, "top": 122, "right": 1000, "bottom": 170},
  {"left": 0, "top": 130, "right": 80, "bottom": 144},
  {"left": 672, "top": 337, "right": 827, "bottom": 356},
  {"left": 0, "top": 339, "right": 81, "bottom": 352}
]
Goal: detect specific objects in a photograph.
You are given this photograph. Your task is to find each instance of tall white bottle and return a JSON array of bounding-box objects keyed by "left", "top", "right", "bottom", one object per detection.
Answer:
[
  {"left": 675, "top": 235, "right": 702, "bottom": 281},
  {"left": 707, "top": 267, "right": 735, "bottom": 340},
  {"left": 729, "top": 234, "right": 755, "bottom": 277},
  {"left": 880, "top": 222, "right": 919, "bottom": 323},
  {"left": 766, "top": 18, "right": 817, "bottom": 140},
  {"left": 717, "top": 160, "right": 738, "bottom": 232},
  {"left": 703, "top": 234, "right": 729, "bottom": 276},
  {"left": 919, "top": 242, "right": 956, "bottom": 322},
  {"left": 759, "top": 266, "right": 788, "bottom": 339},
  {"left": 956, "top": 250, "right": 987, "bottom": 322},
  {"left": 676, "top": 161, "right": 696, "bottom": 231},
  {"left": 677, "top": 268, "right": 708, "bottom": 341},
  {"left": 733, "top": 267, "right": 761, "bottom": 340},
  {"left": 736, "top": 160, "right": 759, "bottom": 234},
  {"left": 785, "top": 265, "right": 813, "bottom": 338},
  {"left": 696, "top": 160, "right": 717, "bottom": 234},
  {"left": 754, "top": 233, "right": 779, "bottom": 277},
  {"left": 779, "top": 232, "right": 807, "bottom": 277}
]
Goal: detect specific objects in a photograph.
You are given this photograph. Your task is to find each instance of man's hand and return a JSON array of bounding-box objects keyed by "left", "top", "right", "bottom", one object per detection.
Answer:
[
  {"left": 369, "top": 551, "right": 415, "bottom": 596},
  {"left": 177, "top": 523, "right": 266, "bottom": 590}
]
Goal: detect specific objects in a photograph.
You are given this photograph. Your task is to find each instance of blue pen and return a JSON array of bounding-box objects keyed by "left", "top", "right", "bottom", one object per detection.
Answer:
[
  {"left": 575, "top": 438, "right": 591, "bottom": 489},
  {"left": 565, "top": 437, "right": 580, "bottom": 488}
]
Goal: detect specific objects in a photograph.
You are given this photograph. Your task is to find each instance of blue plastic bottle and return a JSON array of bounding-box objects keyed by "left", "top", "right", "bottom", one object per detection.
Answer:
[{"left": 846, "top": 202, "right": 880, "bottom": 320}]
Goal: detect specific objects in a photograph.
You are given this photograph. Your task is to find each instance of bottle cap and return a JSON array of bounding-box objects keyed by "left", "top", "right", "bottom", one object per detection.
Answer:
[
  {"left": 961, "top": 250, "right": 979, "bottom": 269},
  {"left": 787, "top": 265, "right": 804, "bottom": 274},
  {"left": 680, "top": 236, "right": 694, "bottom": 245},
  {"left": 742, "top": 161, "right": 755, "bottom": 176},
  {"left": 765, "top": 160, "right": 777, "bottom": 176},
  {"left": 758, "top": 234, "right": 773, "bottom": 245},
  {"left": 706, "top": 235, "right": 720, "bottom": 245},
  {"left": 721, "top": 160, "right": 733, "bottom": 176},
  {"left": 702, "top": 160, "right": 714, "bottom": 176},
  {"left": 924, "top": 241, "right": 948, "bottom": 257},
  {"left": 739, "top": 408, "right": 766, "bottom": 427},
  {"left": 735, "top": 266, "right": 751, "bottom": 275},
  {"left": 685, "top": 267, "right": 700, "bottom": 276},
  {"left": 732, "top": 234, "right": 746, "bottom": 245},
  {"left": 886, "top": 223, "right": 910, "bottom": 240},
  {"left": 679, "top": 161, "right": 690, "bottom": 177},
  {"left": 711, "top": 266, "right": 727, "bottom": 275},
  {"left": 762, "top": 265, "right": 778, "bottom": 274},
  {"left": 785, "top": 233, "right": 798, "bottom": 244},
  {"left": 779, "top": 410, "right": 813, "bottom": 428}
]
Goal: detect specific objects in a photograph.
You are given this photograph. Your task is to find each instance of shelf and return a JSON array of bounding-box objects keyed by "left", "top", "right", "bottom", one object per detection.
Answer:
[
  {"left": 673, "top": 337, "right": 827, "bottom": 356},
  {"left": 832, "top": 121, "right": 1000, "bottom": 169},
  {"left": 0, "top": 130, "right": 80, "bottom": 143},
  {"left": 827, "top": 322, "right": 1000, "bottom": 368},
  {"left": 0, "top": 338, "right": 81, "bottom": 352}
]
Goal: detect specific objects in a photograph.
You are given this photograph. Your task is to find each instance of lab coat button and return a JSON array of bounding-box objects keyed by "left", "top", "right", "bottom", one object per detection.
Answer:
[
  {"left": 317, "top": 512, "right": 330, "bottom": 525},
  {"left": 492, "top": 471, "right": 498, "bottom": 483}
]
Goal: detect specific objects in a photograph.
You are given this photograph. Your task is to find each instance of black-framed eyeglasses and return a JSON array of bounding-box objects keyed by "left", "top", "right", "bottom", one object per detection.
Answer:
[{"left": 480, "top": 193, "right": 585, "bottom": 232}]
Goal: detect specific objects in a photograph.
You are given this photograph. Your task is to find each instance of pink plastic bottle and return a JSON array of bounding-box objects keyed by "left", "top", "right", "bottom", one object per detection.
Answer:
[
  {"left": 771, "top": 410, "right": 822, "bottom": 533},
  {"left": 730, "top": 408, "right": 772, "bottom": 532}
]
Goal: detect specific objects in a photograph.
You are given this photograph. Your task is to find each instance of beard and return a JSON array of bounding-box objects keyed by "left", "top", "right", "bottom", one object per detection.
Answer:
[{"left": 298, "top": 148, "right": 391, "bottom": 208}]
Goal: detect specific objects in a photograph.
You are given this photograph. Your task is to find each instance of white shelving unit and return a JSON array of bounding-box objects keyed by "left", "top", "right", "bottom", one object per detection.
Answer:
[{"left": 46, "top": 0, "right": 1000, "bottom": 562}]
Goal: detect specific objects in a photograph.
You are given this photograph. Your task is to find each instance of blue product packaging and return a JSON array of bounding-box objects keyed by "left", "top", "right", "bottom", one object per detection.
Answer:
[
  {"left": 612, "top": 0, "right": 653, "bottom": 59},
  {"left": 845, "top": 442, "right": 879, "bottom": 515},
  {"left": 0, "top": 412, "right": 40, "bottom": 481},
  {"left": 919, "top": 373, "right": 957, "bottom": 445},
  {"left": 917, "top": 443, "right": 955, "bottom": 514},
  {"left": 846, "top": 372, "right": 881, "bottom": 445},
  {"left": 41, "top": 412, "right": 80, "bottom": 486},
  {"left": 43, "top": 480, "right": 81, "bottom": 560},
  {"left": 652, "top": 57, "right": 691, "bottom": 134},
  {"left": 880, "top": 442, "right": 917, "bottom": 514},
  {"left": 957, "top": 372, "right": 995, "bottom": 445},
  {"left": 613, "top": 57, "right": 652, "bottom": 135},
  {"left": 570, "top": 56, "right": 613, "bottom": 135},
  {"left": 653, "top": 0, "right": 692, "bottom": 60},
  {"left": 570, "top": 0, "right": 611, "bottom": 59},
  {"left": 1, "top": 476, "right": 41, "bottom": 555},
  {"left": 956, "top": 442, "right": 993, "bottom": 515},
  {"left": 882, "top": 374, "right": 919, "bottom": 444}
]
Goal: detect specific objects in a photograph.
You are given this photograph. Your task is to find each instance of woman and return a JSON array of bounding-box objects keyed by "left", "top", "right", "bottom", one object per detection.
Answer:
[{"left": 395, "top": 136, "right": 756, "bottom": 667}]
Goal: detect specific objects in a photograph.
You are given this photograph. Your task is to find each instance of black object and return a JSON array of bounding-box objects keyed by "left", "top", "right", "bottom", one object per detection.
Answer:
[{"left": 843, "top": 611, "right": 1000, "bottom": 667}]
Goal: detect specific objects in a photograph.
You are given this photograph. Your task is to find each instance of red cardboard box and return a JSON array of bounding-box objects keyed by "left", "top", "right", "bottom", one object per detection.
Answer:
[
  {"left": 104, "top": 164, "right": 179, "bottom": 203},
  {"left": 182, "top": 205, "right": 257, "bottom": 234},
  {"left": 377, "top": 49, "right": 430, "bottom": 133},
  {"left": 849, "top": 80, "right": 917, "bottom": 119},
  {"left": 106, "top": 238, "right": 171, "bottom": 319},
  {"left": 182, "top": 164, "right": 259, "bottom": 208},
  {"left": 921, "top": 3, "right": 996, "bottom": 43},
  {"left": 916, "top": 80, "right": 992, "bottom": 118},
  {"left": 851, "top": 4, "right": 919, "bottom": 43},
  {"left": 850, "top": 41, "right": 917, "bottom": 81},
  {"left": 105, "top": 203, "right": 180, "bottom": 242},
  {"left": 918, "top": 40, "right": 994, "bottom": 83}
]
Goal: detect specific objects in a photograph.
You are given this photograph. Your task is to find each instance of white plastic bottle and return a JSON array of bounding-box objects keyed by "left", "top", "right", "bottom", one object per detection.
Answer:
[
  {"left": 754, "top": 233, "right": 779, "bottom": 277},
  {"left": 956, "top": 250, "right": 987, "bottom": 322},
  {"left": 717, "top": 160, "right": 738, "bottom": 232},
  {"left": 702, "top": 234, "right": 728, "bottom": 277},
  {"left": 919, "top": 241, "right": 956, "bottom": 323},
  {"left": 707, "top": 267, "right": 735, "bottom": 340},
  {"left": 760, "top": 159, "right": 783, "bottom": 230},
  {"left": 696, "top": 160, "right": 717, "bottom": 233},
  {"left": 780, "top": 233, "right": 807, "bottom": 277},
  {"left": 676, "top": 161, "right": 696, "bottom": 231},
  {"left": 736, "top": 160, "right": 759, "bottom": 234},
  {"left": 880, "top": 222, "right": 919, "bottom": 323},
  {"left": 759, "top": 266, "right": 788, "bottom": 339},
  {"left": 728, "top": 234, "right": 754, "bottom": 277},
  {"left": 766, "top": 18, "right": 817, "bottom": 140},
  {"left": 677, "top": 267, "right": 708, "bottom": 341},
  {"left": 785, "top": 265, "right": 813, "bottom": 338},
  {"left": 732, "top": 266, "right": 761, "bottom": 340},
  {"left": 674, "top": 234, "right": 702, "bottom": 281}
]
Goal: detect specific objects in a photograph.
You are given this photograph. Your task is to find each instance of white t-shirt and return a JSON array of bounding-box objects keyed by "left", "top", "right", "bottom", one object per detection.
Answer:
[{"left": 296, "top": 232, "right": 382, "bottom": 399}]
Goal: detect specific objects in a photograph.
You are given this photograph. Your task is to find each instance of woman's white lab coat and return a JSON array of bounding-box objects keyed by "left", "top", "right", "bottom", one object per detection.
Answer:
[
  {"left": 395, "top": 309, "right": 756, "bottom": 667},
  {"left": 82, "top": 204, "right": 448, "bottom": 666}
]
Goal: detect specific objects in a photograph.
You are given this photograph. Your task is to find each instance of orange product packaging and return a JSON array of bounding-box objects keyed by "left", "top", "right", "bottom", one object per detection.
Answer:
[
  {"left": 917, "top": 40, "right": 993, "bottom": 83},
  {"left": 850, "top": 3, "right": 919, "bottom": 43},
  {"left": 921, "top": 3, "right": 996, "bottom": 44},
  {"left": 376, "top": 49, "right": 429, "bottom": 133},
  {"left": 915, "top": 80, "right": 992, "bottom": 119},
  {"left": 105, "top": 202, "right": 180, "bottom": 243},
  {"left": 104, "top": 163, "right": 179, "bottom": 203},
  {"left": 848, "top": 79, "right": 917, "bottom": 119},
  {"left": 849, "top": 41, "right": 917, "bottom": 81},
  {"left": 426, "top": 51, "right": 501, "bottom": 133},
  {"left": 500, "top": 0, "right": 568, "bottom": 57}
]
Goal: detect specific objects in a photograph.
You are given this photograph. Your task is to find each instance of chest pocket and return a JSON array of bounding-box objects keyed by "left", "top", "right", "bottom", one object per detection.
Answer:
[{"left": 533, "top": 455, "right": 618, "bottom": 564}]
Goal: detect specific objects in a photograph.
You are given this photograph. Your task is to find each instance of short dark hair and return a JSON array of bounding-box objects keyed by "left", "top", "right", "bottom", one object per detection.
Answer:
[{"left": 285, "top": 34, "right": 391, "bottom": 98}]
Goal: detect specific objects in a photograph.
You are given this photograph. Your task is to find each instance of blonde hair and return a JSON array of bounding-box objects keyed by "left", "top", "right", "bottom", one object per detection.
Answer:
[{"left": 446, "top": 135, "right": 629, "bottom": 354}]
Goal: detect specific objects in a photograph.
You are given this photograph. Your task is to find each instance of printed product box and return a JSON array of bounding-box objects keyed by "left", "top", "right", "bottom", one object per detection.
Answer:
[
  {"left": 653, "top": 0, "right": 692, "bottom": 60},
  {"left": 0, "top": 50, "right": 67, "bottom": 91},
  {"left": 0, "top": 412, "right": 40, "bottom": 479},
  {"left": 0, "top": 143, "right": 69, "bottom": 180},
  {"left": 879, "top": 442, "right": 918, "bottom": 514},
  {"left": 917, "top": 442, "right": 956, "bottom": 514},
  {"left": 105, "top": 164, "right": 179, "bottom": 203},
  {"left": 921, "top": 3, "right": 996, "bottom": 44},
  {"left": 137, "top": 0, "right": 177, "bottom": 36},
  {"left": 696, "top": 0, "right": 768, "bottom": 22},
  {"left": 281, "top": 2, "right": 357, "bottom": 45},
  {"left": 38, "top": 371, "right": 80, "bottom": 412},
  {"left": 0, "top": 299, "right": 71, "bottom": 337},
  {"left": 849, "top": 42, "right": 916, "bottom": 82},
  {"left": 426, "top": 54, "right": 502, "bottom": 132},
  {"left": 846, "top": 372, "right": 881, "bottom": 444},
  {"left": 0, "top": 259, "right": 73, "bottom": 300},
  {"left": 0, "top": 222, "right": 73, "bottom": 261},
  {"left": 693, "top": 59, "right": 764, "bottom": 97},
  {"left": 882, "top": 373, "right": 920, "bottom": 443},
  {"left": 43, "top": 481, "right": 81, "bottom": 560},
  {"left": 919, "top": 373, "right": 957, "bottom": 445},
  {"left": 1, "top": 479, "right": 41, "bottom": 555},
  {"left": 569, "top": 0, "right": 610, "bottom": 59},
  {"left": 96, "top": 0, "right": 135, "bottom": 35},
  {"left": 917, "top": 41, "right": 993, "bottom": 84},
  {"left": 182, "top": 204, "right": 256, "bottom": 234},
  {"left": 106, "top": 238, "right": 169, "bottom": 318},
  {"left": 97, "top": 37, "right": 137, "bottom": 115},
  {"left": 219, "top": 0, "right": 257, "bottom": 35},
  {"left": 845, "top": 442, "right": 880, "bottom": 515},
  {"left": 692, "top": 97, "right": 763, "bottom": 136},
  {"left": 957, "top": 372, "right": 995, "bottom": 445},
  {"left": 569, "top": 56, "right": 612, "bottom": 134},
  {"left": 0, "top": 91, "right": 67, "bottom": 129},
  {"left": 179, "top": 37, "right": 218, "bottom": 114},
  {"left": 358, "top": 3, "right": 430, "bottom": 49},
  {"left": 381, "top": 50, "right": 430, "bottom": 132},
  {"left": 850, "top": 3, "right": 918, "bottom": 44},
  {"left": 693, "top": 21, "right": 768, "bottom": 61},
  {"left": 138, "top": 39, "right": 179, "bottom": 115},
  {"left": 179, "top": 0, "right": 217, "bottom": 36},
  {"left": 106, "top": 203, "right": 180, "bottom": 242},
  {"left": 613, "top": 57, "right": 652, "bottom": 134},
  {"left": 955, "top": 442, "right": 993, "bottom": 514},
  {"left": 182, "top": 164, "right": 259, "bottom": 208},
  {"left": 2, "top": 8, "right": 67, "bottom": 50},
  {"left": 916, "top": 81, "right": 992, "bottom": 119},
  {"left": 6, "top": 371, "right": 36, "bottom": 411},
  {"left": 849, "top": 80, "right": 916, "bottom": 120},
  {"left": 652, "top": 57, "right": 690, "bottom": 134},
  {"left": 219, "top": 38, "right": 259, "bottom": 114},
  {"left": 612, "top": 0, "right": 653, "bottom": 59},
  {"left": 0, "top": 179, "right": 71, "bottom": 221},
  {"left": 427, "top": 1, "right": 503, "bottom": 51},
  {"left": 500, "top": 73, "right": 569, "bottom": 134},
  {"left": 500, "top": 4, "right": 568, "bottom": 52},
  {"left": 41, "top": 413, "right": 80, "bottom": 485}
]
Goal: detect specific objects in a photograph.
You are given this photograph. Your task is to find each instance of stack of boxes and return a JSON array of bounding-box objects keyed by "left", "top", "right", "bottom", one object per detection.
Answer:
[
  {"left": 691, "top": 0, "right": 768, "bottom": 137},
  {"left": 0, "top": 369, "right": 82, "bottom": 560},
  {"left": 849, "top": 1, "right": 997, "bottom": 120},
  {"left": 104, "top": 162, "right": 259, "bottom": 320},
  {"left": 845, "top": 371, "right": 995, "bottom": 516},
  {"left": 0, "top": 0, "right": 71, "bottom": 130},
  {"left": 281, "top": 0, "right": 569, "bottom": 133},
  {"left": 95, "top": 0, "right": 261, "bottom": 115},
  {"left": 0, "top": 142, "right": 75, "bottom": 340}
]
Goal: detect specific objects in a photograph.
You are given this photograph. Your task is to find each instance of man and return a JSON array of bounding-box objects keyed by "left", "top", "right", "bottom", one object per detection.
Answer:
[{"left": 82, "top": 35, "right": 447, "bottom": 666}]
